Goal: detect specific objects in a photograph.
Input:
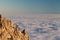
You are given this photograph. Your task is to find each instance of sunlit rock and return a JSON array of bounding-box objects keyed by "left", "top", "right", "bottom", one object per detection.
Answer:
[{"left": 0, "top": 15, "right": 29, "bottom": 40}]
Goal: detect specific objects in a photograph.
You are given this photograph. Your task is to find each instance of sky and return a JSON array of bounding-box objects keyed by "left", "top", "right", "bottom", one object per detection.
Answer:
[{"left": 0, "top": 0, "right": 60, "bottom": 17}]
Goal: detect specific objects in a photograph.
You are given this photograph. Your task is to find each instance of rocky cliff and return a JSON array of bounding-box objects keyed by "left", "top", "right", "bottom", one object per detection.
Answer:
[{"left": 0, "top": 15, "right": 29, "bottom": 40}]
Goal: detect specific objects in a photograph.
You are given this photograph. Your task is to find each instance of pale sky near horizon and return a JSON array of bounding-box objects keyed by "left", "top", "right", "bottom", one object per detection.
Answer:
[{"left": 0, "top": 0, "right": 60, "bottom": 17}]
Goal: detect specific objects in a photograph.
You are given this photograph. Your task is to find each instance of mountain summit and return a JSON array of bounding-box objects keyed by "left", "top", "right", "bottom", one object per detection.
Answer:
[{"left": 0, "top": 15, "right": 29, "bottom": 40}]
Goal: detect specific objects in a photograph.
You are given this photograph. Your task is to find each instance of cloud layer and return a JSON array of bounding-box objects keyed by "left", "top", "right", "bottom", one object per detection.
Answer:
[{"left": 8, "top": 16, "right": 60, "bottom": 40}]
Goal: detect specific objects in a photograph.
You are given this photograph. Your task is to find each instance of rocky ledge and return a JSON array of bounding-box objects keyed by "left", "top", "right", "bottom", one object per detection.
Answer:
[{"left": 0, "top": 15, "right": 29, "bottom": 40}]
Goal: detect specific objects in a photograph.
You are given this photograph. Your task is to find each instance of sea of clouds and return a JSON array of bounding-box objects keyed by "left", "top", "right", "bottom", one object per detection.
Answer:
[{"left": 9, "top": 17, "right": 60, "bottom": 40}]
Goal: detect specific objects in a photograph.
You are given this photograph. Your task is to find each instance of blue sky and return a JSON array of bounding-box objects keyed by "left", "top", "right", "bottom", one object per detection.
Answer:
[{"left": 0, "top": 0, "right": 60, "bottom": 17}]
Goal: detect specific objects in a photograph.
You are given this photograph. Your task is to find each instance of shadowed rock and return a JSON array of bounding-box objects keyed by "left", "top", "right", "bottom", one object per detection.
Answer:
[
  {"left": 21, "top": 29, "right": 25, "bottom": 35},
  {"left": 0, "top": 14, "right": 2, "bottom": 27},
  {"left": 0, "top": 14, "right": 2, "bottom": 20}
]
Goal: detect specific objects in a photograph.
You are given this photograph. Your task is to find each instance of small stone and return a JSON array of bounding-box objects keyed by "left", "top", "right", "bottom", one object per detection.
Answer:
[{"left": 21, "top": 29, "right": 25, "bottom": 35}]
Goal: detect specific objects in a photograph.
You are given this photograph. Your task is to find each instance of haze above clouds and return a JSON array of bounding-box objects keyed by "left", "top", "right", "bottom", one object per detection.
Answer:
[{"left": 0, "top": 0, "right": 60, "bottom": 17}]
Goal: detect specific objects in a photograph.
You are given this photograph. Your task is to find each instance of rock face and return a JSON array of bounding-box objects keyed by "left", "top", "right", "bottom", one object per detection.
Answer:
[{"left": 0, "top": 15, "right": 29, "bottom": 40}]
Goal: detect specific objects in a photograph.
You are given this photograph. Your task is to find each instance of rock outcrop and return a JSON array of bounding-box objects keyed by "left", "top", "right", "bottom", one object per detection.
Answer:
[{"left": 0, "top": 15, "right": 29, "bottom": 40}]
